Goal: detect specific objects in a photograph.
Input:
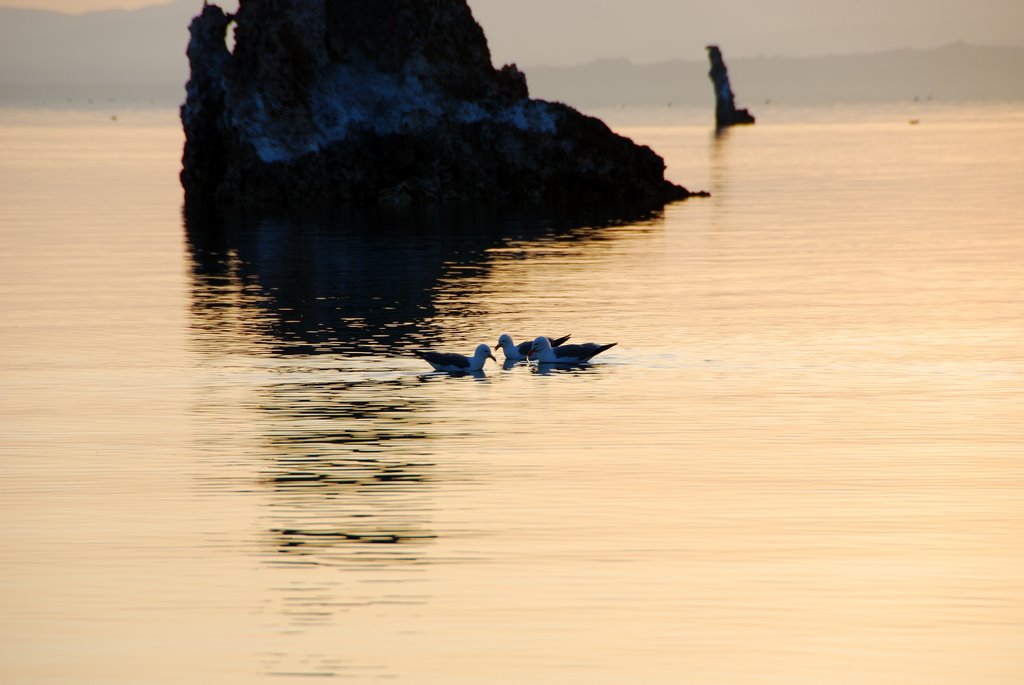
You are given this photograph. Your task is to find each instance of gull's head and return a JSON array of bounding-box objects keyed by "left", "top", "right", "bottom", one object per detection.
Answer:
[
  {"left": 475, "top": 343, "right": 497, "bottom": 362},
  {"left": 496, "top": 333, "right": 513, "bottom": 350},
  {"left": 529, "top": 336, "right": 550, "bottom": 357}
]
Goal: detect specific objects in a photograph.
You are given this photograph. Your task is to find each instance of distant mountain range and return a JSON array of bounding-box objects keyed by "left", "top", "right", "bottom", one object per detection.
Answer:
[
  {"left": 526, "top": 44, "right": 1024, "bottom": 108},
  {"left": 1, "top": 0, "right": 1022, "bottom": 107}
]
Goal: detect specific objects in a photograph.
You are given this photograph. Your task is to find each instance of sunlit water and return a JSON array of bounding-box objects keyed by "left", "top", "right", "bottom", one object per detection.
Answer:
[{"left": 1, "top": 103, "right": 1022, "bottom": 684}]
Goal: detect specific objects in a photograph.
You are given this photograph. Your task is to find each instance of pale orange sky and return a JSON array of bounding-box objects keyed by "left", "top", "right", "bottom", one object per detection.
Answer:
[
  {"left": 4, "top": 0, "right": 1023, "bottom": 65},
  {"left": 2, "top": 0, "right": 205, "bottom": 11}
]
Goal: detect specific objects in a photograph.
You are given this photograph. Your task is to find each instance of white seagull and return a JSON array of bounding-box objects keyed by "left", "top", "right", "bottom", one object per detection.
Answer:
[
  {"left": 415, "top": 343, "right": 497, "bottom": 372},
  {"left": 529, "top": 336, "right": 617, "bottom": 364},
  {"left": 496, "top": 333, "right": 571, "bottom": 362}
]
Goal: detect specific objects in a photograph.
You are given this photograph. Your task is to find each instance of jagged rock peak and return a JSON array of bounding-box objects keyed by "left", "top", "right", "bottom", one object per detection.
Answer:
[
  {"left": 181, "top": 0, "right": 698, "bottom": 207},
  {"left": 227, "top": 0, "right": 527, "bottom": 105}
]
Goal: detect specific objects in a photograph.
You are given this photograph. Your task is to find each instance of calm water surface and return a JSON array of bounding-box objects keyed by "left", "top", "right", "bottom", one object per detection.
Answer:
[{"left": 1, "top": 103, "right": 1022, "bottom": 684}]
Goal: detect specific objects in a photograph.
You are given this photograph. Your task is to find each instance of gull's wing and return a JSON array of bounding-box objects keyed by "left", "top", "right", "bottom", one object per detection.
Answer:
[
  {"left": 416, "top": 351, "right": 470, "bottom": 369},
  {"left": 554, "top": 342, "right": 617, "bottom": 361},
  {"left": 548, "top": 334, "right": 572, "bottom": 347}
]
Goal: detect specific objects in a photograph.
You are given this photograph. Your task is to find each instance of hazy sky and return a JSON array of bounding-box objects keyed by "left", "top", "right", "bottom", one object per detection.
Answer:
[{"left": 4, "top": 0, "right": 1024, "bottom": 65}]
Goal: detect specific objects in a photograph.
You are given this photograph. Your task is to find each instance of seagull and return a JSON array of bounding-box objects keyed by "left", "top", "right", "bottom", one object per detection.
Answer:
[
  {"left": 529, "top": 336, "right": 617, "bottom": 364},
  {"left": 415, "top": 343, "right": 496, "bottom": 372},
  {"left": 496, "top": 333, "right": 571, "bottom": 362}
]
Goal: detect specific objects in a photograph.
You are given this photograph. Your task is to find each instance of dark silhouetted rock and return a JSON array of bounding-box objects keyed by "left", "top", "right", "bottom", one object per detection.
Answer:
[
  {"left": 706, "top": 45, "right": 755, "bottom": 128},
  {"left": 180, "top": 0, "right": 700, "bottom": 208}
]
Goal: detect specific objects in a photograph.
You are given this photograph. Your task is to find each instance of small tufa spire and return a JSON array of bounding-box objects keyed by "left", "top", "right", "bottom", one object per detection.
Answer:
[{"left": 706, "top": 45, "right": 755, "bottom": 129}]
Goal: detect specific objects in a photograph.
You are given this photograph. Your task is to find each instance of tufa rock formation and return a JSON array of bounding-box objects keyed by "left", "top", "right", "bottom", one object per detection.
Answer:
[
  {"left": 706, "top": 45, "right": 755, "bottom": 128},
  {"left": 181, "top": 0, "right": 701, "bottom": 208}
]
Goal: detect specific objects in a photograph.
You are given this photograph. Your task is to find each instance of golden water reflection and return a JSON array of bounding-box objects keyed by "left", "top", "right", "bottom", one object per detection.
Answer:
[{"left": 1, "top": 105, "right": 1022, "bottom": 684}]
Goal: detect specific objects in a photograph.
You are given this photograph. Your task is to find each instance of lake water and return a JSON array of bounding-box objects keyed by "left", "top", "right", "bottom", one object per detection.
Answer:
[{"left": 1, "top": 102, "right": 1022, "bottom": 684}]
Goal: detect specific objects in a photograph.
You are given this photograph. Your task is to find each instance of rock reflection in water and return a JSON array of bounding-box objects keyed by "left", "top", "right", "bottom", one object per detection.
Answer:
[
  {"left": 254, "top": 376, "right": 438, "bottom": 569},
  {"left": 184, "top": 202, "right": 666, "bottom": 355},
  {"left": 183, "top": 210, "right": 442, "bottom": 650},
  {"left": 182, "top": 202, "right": 668, "bottom": 647}
]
